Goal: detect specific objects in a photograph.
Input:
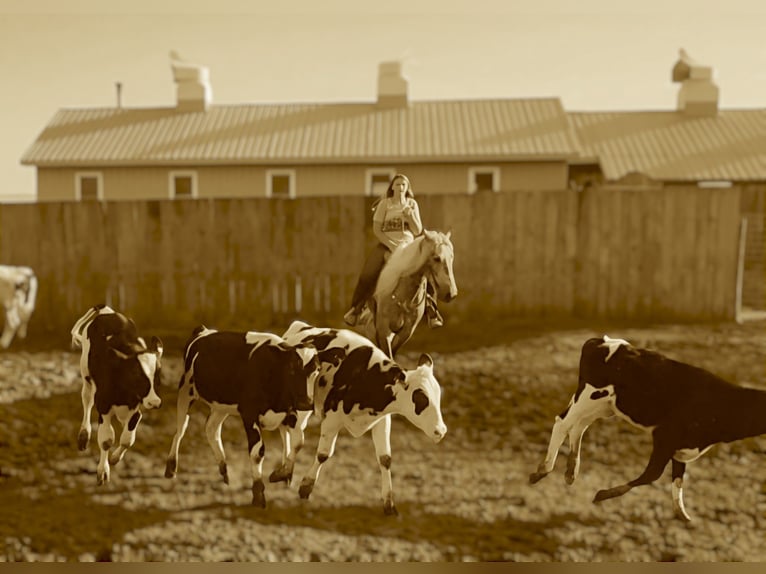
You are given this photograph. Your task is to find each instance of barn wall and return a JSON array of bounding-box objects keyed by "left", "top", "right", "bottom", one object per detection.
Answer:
[
  {"left": 0, "top": 186, "right": 743, "bottom": 340},
  {"left": 34, "top": 160, "right": 569, "bottom": 201}
]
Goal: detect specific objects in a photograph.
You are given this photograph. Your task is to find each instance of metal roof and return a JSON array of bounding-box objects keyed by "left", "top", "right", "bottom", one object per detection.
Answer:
[
  {"left": 21, "top": 98, "right": 579, "bottom": 167},
  {"left": 569, "top": 110, "right": 766, "bottom": 182}
]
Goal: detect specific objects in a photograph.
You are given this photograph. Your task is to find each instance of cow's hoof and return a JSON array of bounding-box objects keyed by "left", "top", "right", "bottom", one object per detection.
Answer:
[
  {"left": 383, "top": 501, "right": 398, "bottom": 516},
  {"left": 269, "top": 467, "right": 292, "bottom": 484},
  {"left": 97, "top": 473, "right": 108, "bottom": 486},
  {"left": 298, "top": 482, "right": 314, "bottom": 500},
  {"left": 218, "top": 462, "right": 229, "bottom": 485},
  {"left": 593, "top": 484, "right": 630, "bottom": 503},
  {"left": 674, "top": 510, "right": 693, "bottom": 523},
  {"left": 528, "top": 471, "right": 547, "bottom": 485},
  {"left": 77, "top": 430, "right": 89, "bottom": 451},
  {"left": 164, "top": 459, "right": 177, "bottom": 479},
  {"left": 564, "top": 473, "right": 576, "bottom": 485},
  {"left": 252, "top": 481, "right": 266, "bottom": 508}
]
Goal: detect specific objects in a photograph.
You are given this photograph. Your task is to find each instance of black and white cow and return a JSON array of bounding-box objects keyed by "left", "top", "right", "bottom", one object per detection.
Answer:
[
  {"left": 70, "top": 305, "right": 163, "bottom": 485},
  {"left": 529, "top": 335, "right": 766, "bottom": 521},
  {"left": 0, "top": 265, "right": 37, "bottom": 349},
  {"left": 282, "top": 320, "right": 447, "bottom": 515},
  {"left": 164, "top": 326, "right": 320, "bottom": 508}
]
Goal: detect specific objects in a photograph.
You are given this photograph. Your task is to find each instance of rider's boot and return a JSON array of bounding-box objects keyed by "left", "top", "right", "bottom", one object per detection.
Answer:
[
  {"left": 425, "top": 298, "right": 444, "bottom": 329},
  {"left": 428, "top": 311, "right": 444, "bottom": 329}
]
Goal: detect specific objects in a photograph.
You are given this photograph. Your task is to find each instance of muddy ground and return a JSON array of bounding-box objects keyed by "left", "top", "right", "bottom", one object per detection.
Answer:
[{"left": 0, "top": 317, "right": 765, "bottom": 562}]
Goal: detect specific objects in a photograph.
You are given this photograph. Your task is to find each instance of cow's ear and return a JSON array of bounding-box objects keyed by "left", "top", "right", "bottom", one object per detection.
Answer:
[
  {"left": 150, "top": 336, "right": 164, "bottom": 357},
  {"left": 418, "top": 353, "right": 433, "bottom": 368}
]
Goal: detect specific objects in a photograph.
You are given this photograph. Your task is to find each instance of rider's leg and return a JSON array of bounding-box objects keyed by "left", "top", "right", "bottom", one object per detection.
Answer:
[
  {"left": 425, "top": 281, "right": 444, "bottom": 328},
  {"left": 345, "top": 244, "right": 388, "bottom": 325}
]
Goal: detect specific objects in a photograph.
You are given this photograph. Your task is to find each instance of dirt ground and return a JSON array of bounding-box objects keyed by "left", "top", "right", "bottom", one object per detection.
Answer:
[{"left": 0, "top": 317, "right": 765, "bottom": 562}]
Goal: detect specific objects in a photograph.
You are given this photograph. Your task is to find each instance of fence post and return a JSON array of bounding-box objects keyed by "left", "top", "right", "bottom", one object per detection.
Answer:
[{"left": 735, "top": 216, "right": 748, "bottom": 323}]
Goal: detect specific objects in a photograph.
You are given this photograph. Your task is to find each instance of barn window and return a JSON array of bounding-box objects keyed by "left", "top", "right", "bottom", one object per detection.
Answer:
[
  {"left": 169, "top": 171, "right": 198, "bottom": 199},
  {"left": 266, "top": 170, "right": 296, "bottom": 199},
  {"left": 75, "top": 172, "right": 103, "bottom": 201},
  {"left": 365, "top": 168, "right": 396, "bottom": 197},
  {"left": 467, "top": 167, "right": 501, "bottom": 194}
]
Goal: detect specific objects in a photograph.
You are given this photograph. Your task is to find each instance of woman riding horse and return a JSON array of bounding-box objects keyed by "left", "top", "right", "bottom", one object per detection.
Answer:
[{"left": 343, "top": 173, "right": 443, "bottom": 329}]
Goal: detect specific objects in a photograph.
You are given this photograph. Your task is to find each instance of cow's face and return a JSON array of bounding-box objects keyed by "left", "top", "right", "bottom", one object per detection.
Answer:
[
  {"left": 400, "top": 353, "right": 447, "bottom": 443},
  {"left": 114, "top": 336, "right": 163, "bottom": 410}
]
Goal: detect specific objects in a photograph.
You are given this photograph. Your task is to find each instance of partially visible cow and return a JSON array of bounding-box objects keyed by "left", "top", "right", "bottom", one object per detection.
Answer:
[
  {"left": 0, "top": 265, "right": 37, "bottom": 349},
  {"left": 71, "top": 305, "right": 163, "bottom": 485},
  {"left": 529, "top": 335, "right": 766, "bottom": 521},
  {"left": 163, "top": 326, "right": 320, "bottom": 508},
  {"left": 282, "top": 320, "right": 447, "bottom": 515}
]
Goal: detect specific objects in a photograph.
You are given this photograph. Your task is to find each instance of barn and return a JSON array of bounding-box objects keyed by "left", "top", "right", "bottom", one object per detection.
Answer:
[{"left": 19, "top": 57, "right": 578, "bottom": 202}]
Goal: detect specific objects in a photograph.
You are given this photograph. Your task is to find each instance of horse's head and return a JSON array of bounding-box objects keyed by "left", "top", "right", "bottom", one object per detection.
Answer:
[{"left": 423, "top": 229, "right": 458, "bottom": 302}]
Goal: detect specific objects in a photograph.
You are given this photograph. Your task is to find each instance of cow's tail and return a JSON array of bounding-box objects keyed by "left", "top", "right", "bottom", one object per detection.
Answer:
[{"left": 70, "top": 304, "right": 113, "bottom": 349}]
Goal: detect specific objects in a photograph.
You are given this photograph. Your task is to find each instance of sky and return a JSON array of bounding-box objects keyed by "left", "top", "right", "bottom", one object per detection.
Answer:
[{"left": 2, "top": 0, "right": 766, "bottom": 201}]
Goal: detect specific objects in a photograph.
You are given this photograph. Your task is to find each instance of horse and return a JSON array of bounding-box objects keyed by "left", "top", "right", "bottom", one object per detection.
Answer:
[{"left": 357, "top": 229, "right": 458, "bottom": 358}]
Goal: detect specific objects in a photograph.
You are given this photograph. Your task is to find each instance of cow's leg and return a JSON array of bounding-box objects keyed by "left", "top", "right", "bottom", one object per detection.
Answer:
[
  {"left": 0, "top": 308, "right": 18, "bottom": 349},
  {"left": 593, "top": 433, "right": 674, "bottom": 503},
  {"left": 269, "top": 425, "right": 291, "bottom": 484},
  {"left": 17, "top": 304, "right": 32, "bottom": 340},
  {"left": 204, "top": 408, "right": 230, "bottom": 484},
  {"left": 244, "top": 423, "right": 267, "bottom": 508},
  {"left": 96, "top": 413, "right": 115, "bottom": 485},
  {"left": 671, "top": 459, "right": 692, "bottom": 522},
  {"left": 529, "top": 385, "right": 613, "bottom": 485},
  {"left": 270, "top": 410, "right": 312, "bottom": 484},
  {"left": 298, "top": 419, "right": 341, "bottom": 501},
  {"left": 78, "top": 379, "right": 96, "bottom": 451},
  {"left": 529, "top": 396, "right": 574, "bottom": 484},
  {"left": 564, "top": 401, "right": 613, "bottom": 484},
  {"left": 371, "top": 414, "right": 397, "bottom": 515},
  {"left": 164, "top": 377, "right": 195, "bottom": 479},
  {"left": 109, "top": 409, "right": 141, "bottom": 466}
]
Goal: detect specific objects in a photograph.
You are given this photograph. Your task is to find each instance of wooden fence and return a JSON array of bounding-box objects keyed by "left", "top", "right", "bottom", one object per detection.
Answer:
[{"left": 0, "top": 186, "right": 743, "bottom": 339}]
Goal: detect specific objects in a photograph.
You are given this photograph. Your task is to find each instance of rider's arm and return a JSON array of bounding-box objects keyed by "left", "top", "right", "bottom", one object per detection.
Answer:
[
  {"left": 404, "top": 199, "right": 423, "bottom": 236},
  {"left": 372, "top": 200, "right": 398, "bottom": 251}
]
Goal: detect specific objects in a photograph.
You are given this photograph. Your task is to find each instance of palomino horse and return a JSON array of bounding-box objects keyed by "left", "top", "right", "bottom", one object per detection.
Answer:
[{"left": 358, "top": 229, "right": 458, "bottom": 358}]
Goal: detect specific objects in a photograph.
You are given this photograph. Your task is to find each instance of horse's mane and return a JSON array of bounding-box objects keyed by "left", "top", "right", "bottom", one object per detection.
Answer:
[{"left": 374, "top": 230, "right": 451, "bottom": 300}]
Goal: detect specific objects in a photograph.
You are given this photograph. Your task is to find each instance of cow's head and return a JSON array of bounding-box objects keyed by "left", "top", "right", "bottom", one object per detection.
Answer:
[
  {"left": 112, "top": 335, "right": 163, "bottom": 410},
  {"left": 397, "top": 353, "right": 447, "bottom": 443}
]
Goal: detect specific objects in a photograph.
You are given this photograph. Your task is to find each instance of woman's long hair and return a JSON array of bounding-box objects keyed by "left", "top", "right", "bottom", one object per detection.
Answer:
[{"left": 385, "top": 173, "right": 414, "bottom": 199}]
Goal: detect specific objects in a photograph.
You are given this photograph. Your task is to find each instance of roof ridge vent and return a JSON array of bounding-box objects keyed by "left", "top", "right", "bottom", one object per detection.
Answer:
[
  {"left": 672, "top": 49, "right": 718, "bottom": 117},
  {"left": 170, "top": 51, "right": 212, "bottom": 112},
  {"left": 377, "top": 61, "right": 408, "bottom": 109}
]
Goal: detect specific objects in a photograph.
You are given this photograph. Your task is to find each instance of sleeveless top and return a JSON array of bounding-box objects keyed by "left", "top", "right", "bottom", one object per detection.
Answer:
[{"left": 373, "top": 197, "right": 417, "bottom": 247}]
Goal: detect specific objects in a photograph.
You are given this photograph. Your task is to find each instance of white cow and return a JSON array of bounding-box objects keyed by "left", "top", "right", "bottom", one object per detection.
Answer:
[
  {"left": 71, "top": 304, "right": 163, "bottom": 485},
  {"left": 0, "top": 265, "right": 37, "bottom": 348},
  {"left": 282, "top": 320, "right": 447, "bottom": 515}
]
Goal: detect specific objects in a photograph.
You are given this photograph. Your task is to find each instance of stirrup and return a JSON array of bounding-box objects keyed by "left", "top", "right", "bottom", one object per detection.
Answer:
[{"left": 428, "top": 314, "right": 444, "bottom": 329}]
